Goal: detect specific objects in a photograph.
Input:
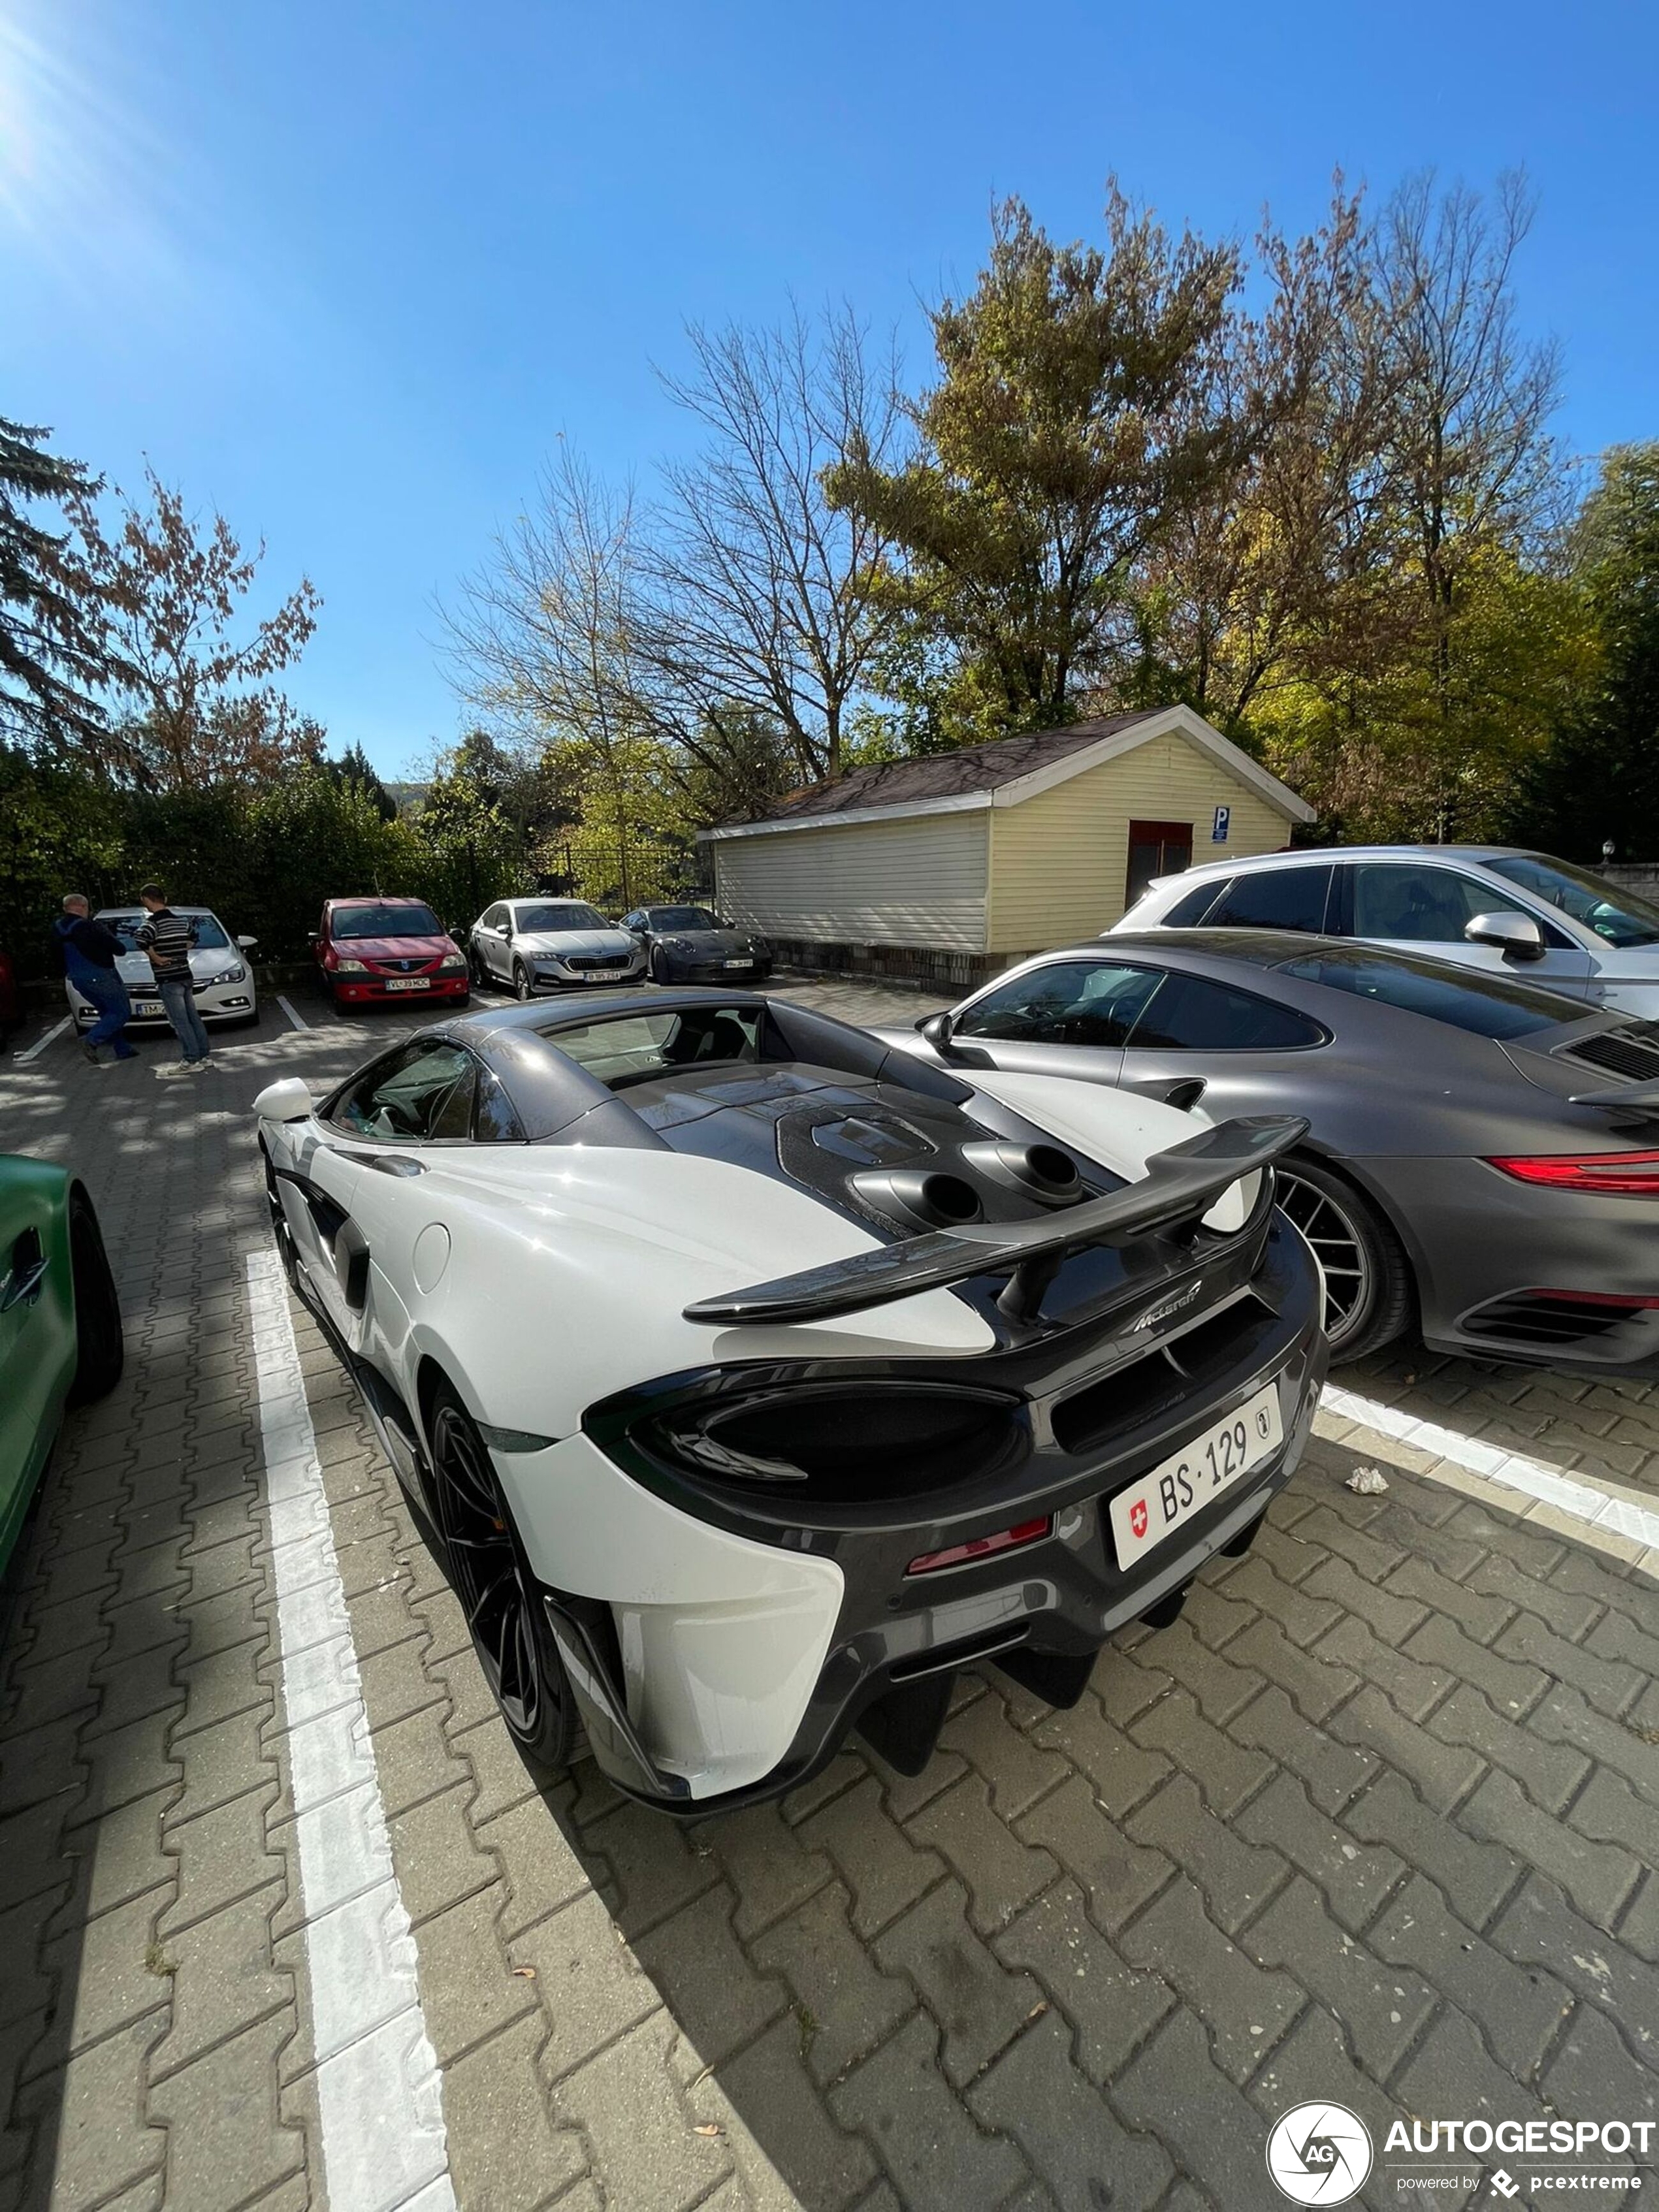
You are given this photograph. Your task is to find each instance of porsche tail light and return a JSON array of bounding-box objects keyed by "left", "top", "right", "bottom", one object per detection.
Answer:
[
  {"left": 907, "top": 1518, "right": 1051, "bottom": 1576},
  {"left": 1487, "top": 1149, "right": 1659, "bottom": 1195},
  {"left": 647, "top": 1383, "right": 1024, "bottom": 1502}
]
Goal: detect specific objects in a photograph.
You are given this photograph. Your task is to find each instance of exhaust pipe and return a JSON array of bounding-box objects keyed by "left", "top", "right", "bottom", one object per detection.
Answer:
[{"left": 961, "top": 1140, "right": 1083, "bottom": 1208}]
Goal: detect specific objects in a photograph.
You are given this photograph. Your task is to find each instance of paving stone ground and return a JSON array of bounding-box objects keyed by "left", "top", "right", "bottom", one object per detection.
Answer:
[{"left": 2, "top": 974, "right": 1658, "bottom": 2212}]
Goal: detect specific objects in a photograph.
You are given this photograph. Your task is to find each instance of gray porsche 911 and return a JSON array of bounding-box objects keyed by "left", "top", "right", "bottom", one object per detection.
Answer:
[{"left": 878, "top": 930, "right": 1659, "bottom": 1372}]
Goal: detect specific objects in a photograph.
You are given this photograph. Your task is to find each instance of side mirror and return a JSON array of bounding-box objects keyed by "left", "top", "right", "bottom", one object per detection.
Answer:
[
  {"left": 916, "top": 1011, "right": 956, "bottom": 1049},
  {"left": 237, "top": 935, "right": 258, "bottom": 950},
  {"left": 307, "top": 931, "right": 321, "bottom": 945},
  {"left": 253, "top": 1076, "right": 315, "bottom": 1123},
  {"left": 1464, "top": 910, "right": 1546, "bottom": 961}
]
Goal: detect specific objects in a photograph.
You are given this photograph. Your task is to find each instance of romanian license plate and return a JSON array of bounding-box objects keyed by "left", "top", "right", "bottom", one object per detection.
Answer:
[
  {"left": 385, "top": 976, "right": 430, "bottom": 991},
  {"left": 133, "top": 1001, "right": 161, "bottom": 1018},
  {"left": 723, "top": 957, "right": 752, "bottom": 969},
  {"left": 1109, "top": 1383, "right": 1283, "bottom": 1569}
]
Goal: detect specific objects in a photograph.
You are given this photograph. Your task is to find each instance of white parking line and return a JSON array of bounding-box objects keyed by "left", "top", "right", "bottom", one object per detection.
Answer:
[
  {"left": 277, "top": 995, "right": 309, "bottom": 1031},
  {"left": 246, "top": 1247, "right": 456, "bottom": 2212},
  {"left": 12, "top": 1014, "right": 72, "bottom": 1064},
  {"left": 1322, "top": 1383, "right": 1659, "bottom": 1554}
]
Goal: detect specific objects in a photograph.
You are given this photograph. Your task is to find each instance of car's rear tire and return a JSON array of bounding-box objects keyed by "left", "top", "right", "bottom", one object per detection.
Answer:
[
  {"left": 67, "top": 1187, "right": 123, "bottom": 1405},
  {"left": 513, "top": 962, "right": 536, "bottom": 1002},
  {"left": 428, "top": 1385, "right": 575, "bottom": 1772},
  {"left": 1274, "top": 1155, "right": 1413, "bottom": 1362}
]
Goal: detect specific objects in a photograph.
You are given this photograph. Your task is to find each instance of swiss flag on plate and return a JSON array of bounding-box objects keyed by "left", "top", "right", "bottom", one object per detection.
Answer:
[{"left": 1129, "top": 1499, "right": 1149, "bottom": 1540}]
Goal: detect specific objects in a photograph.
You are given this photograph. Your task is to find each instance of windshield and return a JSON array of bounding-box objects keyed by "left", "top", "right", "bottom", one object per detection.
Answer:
[
  {"left": 106, "top": 912, "right": 231, "bottom": 952},
  {"left": 1484, "top": 854, "right": 1659, "bottom": 948},
  {"left": 649, "top": 907, "right": 720, "bottom": 931},
  {"left": 1275, "top": 948, "right": 1579, "bottom": 1039},
  {"left": 515, "top": 903, "right": 607, "bottom": 933},
  {"left": 332, "top": 903, "right": 443, "bottom": 940}
]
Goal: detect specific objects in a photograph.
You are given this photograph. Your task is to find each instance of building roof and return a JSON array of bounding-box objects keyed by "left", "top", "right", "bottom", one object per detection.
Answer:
[{"left": 700, "top": 704, "right": 1315, "bottom": 841}]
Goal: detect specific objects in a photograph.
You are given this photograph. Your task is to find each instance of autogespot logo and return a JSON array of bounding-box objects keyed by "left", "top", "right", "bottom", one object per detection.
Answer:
[{"left": 1267, "top": 2104, "right": 1375, "bottom": 2205}]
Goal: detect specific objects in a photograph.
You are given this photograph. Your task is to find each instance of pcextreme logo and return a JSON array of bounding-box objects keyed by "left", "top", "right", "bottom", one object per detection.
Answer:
[{"left": 1266, "top": 2104, "right": 1374, "bottom": 2204}]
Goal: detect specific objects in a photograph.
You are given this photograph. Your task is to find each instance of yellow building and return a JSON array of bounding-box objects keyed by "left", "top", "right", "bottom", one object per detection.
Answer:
[{"left": 701, "top": 705, "right": 1315, "bottom": 988}]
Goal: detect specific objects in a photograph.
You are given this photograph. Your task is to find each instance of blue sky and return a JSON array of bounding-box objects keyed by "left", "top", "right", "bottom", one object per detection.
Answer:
[{"left": 3, "top": 0, "right": 1655, "bottom": 776}]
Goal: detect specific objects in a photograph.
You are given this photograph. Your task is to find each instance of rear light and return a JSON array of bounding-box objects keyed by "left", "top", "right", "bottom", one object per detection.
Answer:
[
  {"left": 1487, "top": 1150, "right": 1659, "bottom": 1195},
  {"left": 645, "top": 1383, "right": 1025, "bottom": 1502},
  {"left": 907, "top": 1518, "right": 1050, "bottom": 1576}
]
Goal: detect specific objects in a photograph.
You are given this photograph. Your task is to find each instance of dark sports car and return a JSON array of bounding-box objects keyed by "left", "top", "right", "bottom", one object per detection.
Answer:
[
  {"left": 622, "top": 905, "right": 772, "bottom": 984},
  {"left": 880, "top": 930, "right": 1659, "bottom": 1373}
]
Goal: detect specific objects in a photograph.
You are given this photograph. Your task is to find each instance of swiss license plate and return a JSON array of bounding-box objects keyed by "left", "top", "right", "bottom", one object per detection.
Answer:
[
  {"left": 385, "top": 976, "right": 430, "bottom": 991},
  {"left": 1109, "top": 1383, "right": 1283, "bottom": 1569},
  {"left": 133, "top": 1001, "right": 161, "bottom": 1018}
]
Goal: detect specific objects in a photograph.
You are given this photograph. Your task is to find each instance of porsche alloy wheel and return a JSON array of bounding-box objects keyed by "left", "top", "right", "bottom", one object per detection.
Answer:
[
  {"left": 649, "top": 944, "right": 671, "bottom": 983},
  {"left": 429, "top": 1388, "right": 574, "bottom": 1769},
  {"left": 1274, "top": 1159, "right": 1411, "bottom": 1360}
]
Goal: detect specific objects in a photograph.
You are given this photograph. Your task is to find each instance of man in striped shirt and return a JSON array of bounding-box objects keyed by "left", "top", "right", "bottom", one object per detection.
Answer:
[{"left": 136, "top": 884, "right": 212, "bottom": 1076}]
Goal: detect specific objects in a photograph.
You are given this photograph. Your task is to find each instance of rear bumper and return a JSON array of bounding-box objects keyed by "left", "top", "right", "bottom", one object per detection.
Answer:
[
  {"left": 1368, "top": 1156, "right": 1659, "bottom": 1374},
  {"left": 494, "top": 1224, "right": 1325, "bottom": 1810}
]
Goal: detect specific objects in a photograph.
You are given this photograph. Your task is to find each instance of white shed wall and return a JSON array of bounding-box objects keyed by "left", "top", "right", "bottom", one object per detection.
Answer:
[{"left": 713, "top": 811, "right": 989, "bottom": 952}]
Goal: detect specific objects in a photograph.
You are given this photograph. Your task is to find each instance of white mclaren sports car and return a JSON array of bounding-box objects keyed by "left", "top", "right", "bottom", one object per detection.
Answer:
[{"left": 253, "top": 991, "right": 1327, "bottom": 1813}]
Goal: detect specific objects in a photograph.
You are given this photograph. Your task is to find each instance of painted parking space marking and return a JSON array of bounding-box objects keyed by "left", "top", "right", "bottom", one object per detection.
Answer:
[
  {"left": 1322, "top": 1382, "right": 1659, "bottom": 1555},
  {"left": 247, "top": 1245, "right": 456, "bottom": 2212},
  {"left": 12, "top": 1014, "right": 72, "bottom": 1064},
  {"left": 276, "top": 994, "right": 309, "bottom": 1031}
]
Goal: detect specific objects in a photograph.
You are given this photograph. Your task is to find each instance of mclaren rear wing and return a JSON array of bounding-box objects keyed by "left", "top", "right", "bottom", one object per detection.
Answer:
[{"left": 683, "top": 1114, "right": 1308, "bottom": 1327}]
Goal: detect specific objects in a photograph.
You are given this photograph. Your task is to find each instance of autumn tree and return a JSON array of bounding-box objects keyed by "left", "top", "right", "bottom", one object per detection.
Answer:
[
  {"left": 0, "top": 415, "right": 116, "bottom": 758},
  {"left": 67, "top": 467, "right": 321, "bottom": 790},
  {"left": 826, "top": 191, "right": 1244, "bottom": 743},
  {"left": 1517, "top": 444, "right": 1659, "bottom": 858}
]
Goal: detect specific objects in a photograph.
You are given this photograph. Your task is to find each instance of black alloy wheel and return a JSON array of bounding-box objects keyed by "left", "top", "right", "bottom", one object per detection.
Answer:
[
  {"left": 649, "top": 944, "right": 671, "bottom": 983},
  {"left": 470, "top": 943, "right": 491, "bottom": 989},
  {"left": 67, "top": 1187, "right": 123, "bottom": 1404},
  {"left": 428, "top": 1387, "right": 574, "bottom": 1769},
  {"left": 513, "top": 962, "right": 536, "bottom": 1002},
  {"left": 1274, "top": 1157, "right": 1412, "bottom": 1361}
]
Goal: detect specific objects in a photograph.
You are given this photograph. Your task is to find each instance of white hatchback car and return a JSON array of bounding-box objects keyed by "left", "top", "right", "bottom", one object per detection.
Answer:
[
  {"left": 66, "top": 907, "right": 260, "bottom": 1033},
  {"left": 1116, "top": 846, "right": 1659, "bottom": 1021}
]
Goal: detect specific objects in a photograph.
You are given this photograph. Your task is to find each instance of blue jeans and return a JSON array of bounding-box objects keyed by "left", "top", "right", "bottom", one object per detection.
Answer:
[
  {"left": 160, "top": 978, "right": 211, "bottom": 1063},
  {"left": 80, "top": 969, "right": 137, "bottom": 1055}
]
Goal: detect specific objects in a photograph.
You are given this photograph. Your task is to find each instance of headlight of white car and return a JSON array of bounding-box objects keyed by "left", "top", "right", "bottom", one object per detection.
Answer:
[{"left": 205, "top": 963, "right": 247, "bottom": 985}]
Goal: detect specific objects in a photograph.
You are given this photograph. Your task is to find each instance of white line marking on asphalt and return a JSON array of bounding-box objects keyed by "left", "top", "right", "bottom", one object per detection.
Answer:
[
  {"left": 12, "top": 1014, "right": 72, "bottom": 1064},
  {"left": 1322, "top": 1383, "right": 1659, "bottom": 1552},
  {"left": 247, "top": 1246, "right": 457, "bottom": 2212},
  {"left": 277, "top": 994, "right": 309, "bottom": 1031}
]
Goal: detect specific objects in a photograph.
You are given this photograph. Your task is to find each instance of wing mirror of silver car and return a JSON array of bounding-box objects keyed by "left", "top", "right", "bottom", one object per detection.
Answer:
[
  {"left": 236, "top": 934, "right": 258, "bottom": 950},
  {"left": 916, "top": 1010, "right": 959, "bottom": 1053},
  {"left": 252, "top": 1077, "right": 315, "bottom": 1122},
  {"left": 1464, "top": 910, "right": 1547, "bottom": 960}
]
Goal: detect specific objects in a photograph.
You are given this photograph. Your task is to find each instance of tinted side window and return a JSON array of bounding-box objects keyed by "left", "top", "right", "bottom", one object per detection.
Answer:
[
  {"left": 1345, "top": 865, "right": 1496, "bottom": 943},
  {"left": 1204, "top": 865, "right": 1332, "bottom": 934},
  {"left": 957, "top": 961, "right": 1162, "bottom": 1048},
  {"left": 1162, "top": 878, "right": 1229, "bottom": 927},
  {"left": 1126, "top": 974, "right": 1325, "bottom": 1051},
  {"left": 332, "top": 1042, "right": 477, "bottom": 1142},
  {"left": 474, "top": 1064, "right": 526, "bottom": 1142}
]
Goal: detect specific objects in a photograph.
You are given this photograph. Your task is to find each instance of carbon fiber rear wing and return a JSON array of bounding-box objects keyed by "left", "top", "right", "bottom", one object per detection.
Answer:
[{"left": 683, "top": 1114, "right": 1308, "bottom": 1326}]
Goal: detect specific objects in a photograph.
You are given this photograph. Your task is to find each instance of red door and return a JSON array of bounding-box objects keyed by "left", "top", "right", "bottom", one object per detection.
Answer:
[{"left": 1125, "top": 821, "right": 1193, "bottom": 909}]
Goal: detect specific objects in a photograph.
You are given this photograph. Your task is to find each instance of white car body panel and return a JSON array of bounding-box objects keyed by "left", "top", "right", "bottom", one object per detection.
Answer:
[
  {"left": 1116, "top": 850, "right": 1659, "bottom": 1021},
  {"left": 66, "top": 906, "right": 259, "bottom": 1027}
]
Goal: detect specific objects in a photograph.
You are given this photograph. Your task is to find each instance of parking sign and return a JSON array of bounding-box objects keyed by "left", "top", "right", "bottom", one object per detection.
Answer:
[{"left": 1212, "top": 804, "right": 1230, "bottom": 842}]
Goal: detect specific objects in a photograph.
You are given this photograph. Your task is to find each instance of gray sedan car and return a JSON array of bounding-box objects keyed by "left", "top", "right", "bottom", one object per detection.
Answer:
[{"left": 878, "top": 930, "right": 1659, "bottom": 1372}]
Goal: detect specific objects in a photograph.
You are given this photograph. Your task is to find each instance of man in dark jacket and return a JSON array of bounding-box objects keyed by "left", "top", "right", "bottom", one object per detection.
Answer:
[{"left": 51, "top": 895, "right": 138, "bottom": 1065}]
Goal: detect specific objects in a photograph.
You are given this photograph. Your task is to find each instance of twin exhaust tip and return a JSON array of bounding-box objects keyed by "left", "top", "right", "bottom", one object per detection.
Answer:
[{"left": 854, "top": 1143, "right": 1083, "bottom": 1232}]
